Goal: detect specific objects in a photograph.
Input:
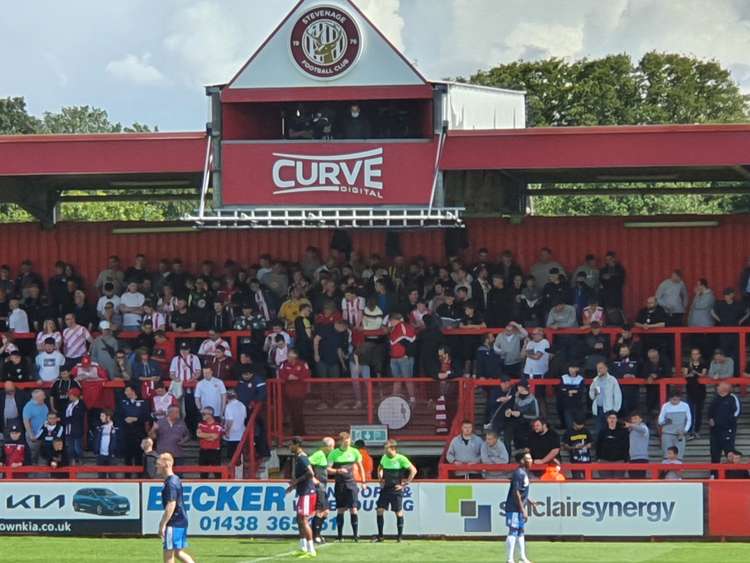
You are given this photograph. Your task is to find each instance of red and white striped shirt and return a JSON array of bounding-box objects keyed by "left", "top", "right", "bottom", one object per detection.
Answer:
[
  {"left": 341, "top": 296, "right": 365, "bottom": 328},
  {"left": 63, "top": 325, "right": 92, "bottom": 358},
  {"left": 145, "top": 311, "right": 166, "bottom": 331},
  {"left": 169, "top": 353, "right": 201, "bottom": 382}
]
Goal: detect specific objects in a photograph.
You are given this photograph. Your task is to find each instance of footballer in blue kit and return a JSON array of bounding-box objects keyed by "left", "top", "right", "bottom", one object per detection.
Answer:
[
  {"left": 157, "top": 453, "right": 195, "bottom": 563},
  {"left": 505, "top": 450, "right": 534, "bottom": 563}
]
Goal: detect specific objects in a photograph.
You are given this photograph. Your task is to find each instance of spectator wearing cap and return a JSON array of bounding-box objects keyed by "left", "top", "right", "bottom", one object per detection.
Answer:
[
  {"left": 709, "top": 349, "right": 734, "bottom": 379},
  {"left": 0, "top": 381, "right": 28, "bottom": 437},
  {"left": 62, "top": 387, "right": 86, "bottom": 464},
  {"left": 96, "top": 282, "right": 121, "bottom": 319},
  {"left": 119, "top": 281, "right": 145, "bottom": 331},
  {"left": 599, "top": 251, "right": 626, "bottom": 312},
  {"left": 2, "top": 350, "right": 32, "bottom": 383},
  {"left": 90, "top": 320, "right": 120, "bottom": 378},
  {"left": 35, "top": 337, "right": 66, "bottom": 383},
  {"left": 8, "top": 297, "right": 29, "bottom": 333},
  {"left": 36, "top": 319, "right": 62, "bottom": 352},
  {"left": 711, "top": 288, "right": 748, "bottom": 370},
  {"left": 72, "top": 355, "right": 107, "bottom": 382},
  {"left": 116, "top": 385, "right": 149, "bottom": 473},
  {"left": 234, "top": 364, "right": 269, "bottom": 458},
  {"left": 169, "top": 342, "right": 201, "bottom": 436}
]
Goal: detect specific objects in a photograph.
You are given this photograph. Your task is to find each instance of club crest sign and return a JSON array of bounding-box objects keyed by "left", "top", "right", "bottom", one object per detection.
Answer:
[{"left": 289, "top": 5, "right": 362, "bottom": 79}]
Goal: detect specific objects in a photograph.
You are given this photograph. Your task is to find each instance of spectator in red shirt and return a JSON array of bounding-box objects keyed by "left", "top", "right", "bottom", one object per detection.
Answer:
[
  {"left": 278, "top": 349, "right": 310, "bottom": 436},
  {"left": 1, "top": 424, "right": 28, "bottom": 469},
  {"left": 388, "top": 313, "right": 416, "bottom": 404},
  {"left": 197, "top": 407, "right": 224, "bottom": 478}
]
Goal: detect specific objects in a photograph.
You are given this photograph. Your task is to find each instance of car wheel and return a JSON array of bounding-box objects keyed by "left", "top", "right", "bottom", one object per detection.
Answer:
[
  {"left": 73, "top": 502, "right": 79, "bottom": 512},
  {"left": 96, "top": 505, "right": 103, "bottom": 515}
]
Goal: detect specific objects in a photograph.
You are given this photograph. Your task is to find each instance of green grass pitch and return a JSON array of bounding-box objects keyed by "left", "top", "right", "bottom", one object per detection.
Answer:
[{"left": 1, "top": 537, "right": 748, "bottom": 562}]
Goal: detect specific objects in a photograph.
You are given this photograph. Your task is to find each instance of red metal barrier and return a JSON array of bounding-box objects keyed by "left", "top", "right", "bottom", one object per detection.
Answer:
[
  {"left": 437, "top": 461, "right": 750, "bottom": 480},
  {"left": 0, "top": 464, "right": 231, "bottom": 479},
  {"left": 229, "top": 401, "right": 267, "bottom": 478}
]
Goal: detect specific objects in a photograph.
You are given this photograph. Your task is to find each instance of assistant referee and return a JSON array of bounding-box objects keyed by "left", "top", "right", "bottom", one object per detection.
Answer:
[{"left": 374, "top": 439, "right": 417, "bottom": 543}]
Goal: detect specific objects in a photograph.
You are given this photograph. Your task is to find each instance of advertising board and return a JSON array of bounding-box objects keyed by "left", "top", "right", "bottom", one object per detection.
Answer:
[
  {"left": 220, "top": 141, "right": 436, "bottom": 207},
  {"left": 0, "top": 482, "right": 141, "bottom": 535}
]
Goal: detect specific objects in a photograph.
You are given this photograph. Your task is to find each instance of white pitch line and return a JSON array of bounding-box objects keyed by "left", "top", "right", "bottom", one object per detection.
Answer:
[{"left": 239, "top": 541, "right": 332, "bottom": 563}]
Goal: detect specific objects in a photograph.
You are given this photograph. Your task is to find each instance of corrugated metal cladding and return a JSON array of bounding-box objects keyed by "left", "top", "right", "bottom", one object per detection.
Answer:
[{"left": 1, "top": 216, "right": 748, "bottom": 320}]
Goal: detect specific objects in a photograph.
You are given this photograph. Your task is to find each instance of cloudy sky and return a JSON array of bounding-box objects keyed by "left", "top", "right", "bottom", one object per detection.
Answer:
[{"left": 2, "top": 0, "right": 748, "bottom": 131}]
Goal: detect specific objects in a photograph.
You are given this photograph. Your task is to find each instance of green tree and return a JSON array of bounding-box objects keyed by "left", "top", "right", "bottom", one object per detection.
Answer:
[
  {"left": 466, "top": 52, "right": 750, "bottom": 215},
  {"left": 0, "top": 97, "right": 41, "bottom": 134}
]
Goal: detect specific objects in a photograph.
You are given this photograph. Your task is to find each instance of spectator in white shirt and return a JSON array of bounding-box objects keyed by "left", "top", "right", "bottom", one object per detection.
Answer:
[
  {"left": 8, "top": 298, "right": 29, "bottom": 333},
  {"left": 169, "top": 342, "right": 202, "bottom": 435},
  {"left": 36, "top": 337, "right": 66, "bottom": 382},
  {"left": 96, "top": 283, "right": 121, "bottom": 319},
  {"left": 119, "top": 281, "right": 145, "bottom": 330},
  {"left": 223, "top": 390, "right": 247, "bottom": 461},
  {"left": 199, "top": 330, "right": 233, "bottom": 358},
  {"left": 195, "top": 366, "right": 227, "bottom": 418},
  {"left": 151, "top": 383, "right": 175, "bottom": 422}
]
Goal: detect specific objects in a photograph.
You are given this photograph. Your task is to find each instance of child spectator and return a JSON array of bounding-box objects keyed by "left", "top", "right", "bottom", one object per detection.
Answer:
[{"left": 661, "top": 446, "right": 683, "bottom": 480}]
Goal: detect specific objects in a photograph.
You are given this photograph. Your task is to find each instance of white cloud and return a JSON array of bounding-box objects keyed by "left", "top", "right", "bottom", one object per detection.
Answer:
[
  {"left": 354, "top": 0, "right": 405, "bottom": 51},
  {"left": 106, "top": 53, "right": 166, "bottom": 85},
  {"left": 503, "top": 22, "right": 584, "bottom": 60}
]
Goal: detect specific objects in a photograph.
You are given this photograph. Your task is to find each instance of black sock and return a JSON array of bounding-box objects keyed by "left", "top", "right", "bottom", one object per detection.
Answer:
[
  {"left": 311, "top": 516, "right": 320, "bottom": 539},
  {"left": 351, "top": 513, "right": 359, "bottom": 538},
  {"left": 396, "top": 515, "right": 404, "bottom": 539},
  {"left": 377, "top": 514, "right": 384, "bottom": 537},
  {"left": 336, "top": 513, "right": 344, "bottom": 539}
]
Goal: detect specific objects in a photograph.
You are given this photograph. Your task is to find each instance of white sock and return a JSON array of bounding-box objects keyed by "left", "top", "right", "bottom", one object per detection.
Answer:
[
  {"left": 300, "top": 538, "right": 307, "bottom": 551},
  {"left": 307, "top": 541, "right": 316, "bottom": 555},
  {"left": 506, "top": 535, "right": 517, "bottom": 561},
  {"left": 517, "top": 535, "right": 527, "bottom": 560}
]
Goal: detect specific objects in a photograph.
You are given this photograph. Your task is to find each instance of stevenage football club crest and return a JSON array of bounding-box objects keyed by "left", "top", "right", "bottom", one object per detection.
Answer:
[{"left": 289, "top": 5, "right": 362, "bottom": 79}]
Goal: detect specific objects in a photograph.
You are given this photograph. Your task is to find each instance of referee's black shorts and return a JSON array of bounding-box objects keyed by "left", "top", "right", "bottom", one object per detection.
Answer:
[
  {"left": 334, "top": 481, "right": 359, "bottom": 509},
  {"left": 376, "top": 489, "right": 403, "bottom": 512},
  {"left": 315, "top": 483, "right": 328, "bottom": 512}
]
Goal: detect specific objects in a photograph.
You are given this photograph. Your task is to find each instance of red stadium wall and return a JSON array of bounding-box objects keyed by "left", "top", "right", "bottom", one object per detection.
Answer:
[{"left": 2, "top": 215, "right": 748, "bottom": 319}]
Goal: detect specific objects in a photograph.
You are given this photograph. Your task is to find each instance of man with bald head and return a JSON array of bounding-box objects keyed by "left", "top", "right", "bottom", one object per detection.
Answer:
[
  {"left": 309, "top": 436, "right": 335, "bottom": 544},
  {"left": 157, "top": 453, "right": 194, "bottom": 563},
  {"left": 634, "top": 295, "right": 667, "bottom": 357}
]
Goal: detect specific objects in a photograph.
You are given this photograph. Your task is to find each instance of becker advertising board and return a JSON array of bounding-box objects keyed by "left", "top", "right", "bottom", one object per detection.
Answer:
[
  {"left": 0, "top": 482, "right": 140, "bottom": 535},
  {"left": 140, "top": 481, "right": 702, "bottom": 537},
  {"left": 220, "top": 141, "right": 436, "bottom": 207}
]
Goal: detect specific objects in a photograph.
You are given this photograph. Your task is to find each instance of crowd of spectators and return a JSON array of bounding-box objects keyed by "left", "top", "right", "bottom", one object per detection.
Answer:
[{"left": 0, "top": 245, "right": 747, "bottom": 478}]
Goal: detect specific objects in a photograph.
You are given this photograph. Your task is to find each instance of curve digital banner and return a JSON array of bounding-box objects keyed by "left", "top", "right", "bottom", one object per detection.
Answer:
[
  {"left": 140, "top": 481, "right": 702, "bottom": 537},
  {"left": 0, "top": 482, "right": 141, "bottom": 535},
  {"left": 220, "top": 141, "right": 436, "bottom": 207}
]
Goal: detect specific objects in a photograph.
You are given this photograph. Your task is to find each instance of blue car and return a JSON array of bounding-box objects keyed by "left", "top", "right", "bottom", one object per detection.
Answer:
[{"left": 72, "top": 488, "right": 130, "bottom": 516}]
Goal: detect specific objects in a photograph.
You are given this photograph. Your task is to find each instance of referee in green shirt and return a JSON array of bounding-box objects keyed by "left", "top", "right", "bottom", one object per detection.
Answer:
[
  {"left": 374, "top": 439, "right": 417, "bottom": 542},
  {"left": 308, "top": 436, "right": 335, "bottom": 544},
  {"left": 328, "top": 431, "right": 368, "bottom": 542}
]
